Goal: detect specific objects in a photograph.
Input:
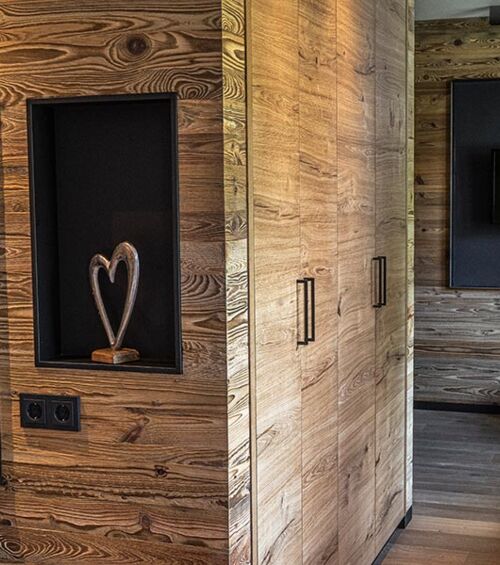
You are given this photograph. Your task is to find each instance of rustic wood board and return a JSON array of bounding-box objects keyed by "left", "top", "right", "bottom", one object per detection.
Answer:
[
  {"left": 222, "top": 0, "right": 251, "bottom": 562},
  {"left": 299, "top": 0, "right": 338, "bottom": 563},
  {"left": 374, "top": 0, "right": 408, "bottom": 553},
  {"left": 337, "top": 0, "right": 377, "bottom": 562},
  {"left": 249, "top": 0, "right": 303, "bottom": 563}
]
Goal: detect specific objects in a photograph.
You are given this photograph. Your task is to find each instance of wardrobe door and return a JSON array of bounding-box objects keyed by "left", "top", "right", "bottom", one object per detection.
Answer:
[
  {"left": 374, "top": 0, "right": 408, "bottom": 553},
  {"left": 250, "top": 0, "right": 303, "bottom": 563},
  {"left": 337, "top": 0, "right": 377, "bottom": 563},
  {"left": 299, "top": 0, "right": 338, "bottom": 563}
]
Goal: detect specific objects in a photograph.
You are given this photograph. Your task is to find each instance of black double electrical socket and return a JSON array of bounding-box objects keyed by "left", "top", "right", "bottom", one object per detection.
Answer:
[{"left": 20, "top": 394, "right": 80, "bottom": 432}]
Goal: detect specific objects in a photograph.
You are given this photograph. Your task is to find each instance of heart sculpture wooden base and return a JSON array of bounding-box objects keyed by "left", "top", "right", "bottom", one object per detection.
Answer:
[{"left": 91, "top": 347, "right": 140, "bottom": 365}]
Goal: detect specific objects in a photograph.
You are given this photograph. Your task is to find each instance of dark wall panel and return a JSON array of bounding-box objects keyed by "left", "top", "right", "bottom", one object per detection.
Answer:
[{"left": 451, "top": 79, "right": 500, "bottom": 288}]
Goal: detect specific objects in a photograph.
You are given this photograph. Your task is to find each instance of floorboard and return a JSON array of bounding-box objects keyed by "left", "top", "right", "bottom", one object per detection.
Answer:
[{"left": 383, "top": 409, "right": 500, "bottom": 565}]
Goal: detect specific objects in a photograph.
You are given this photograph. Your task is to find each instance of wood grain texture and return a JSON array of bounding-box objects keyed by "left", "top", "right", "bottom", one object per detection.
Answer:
[
  {"left": 0, "top": 525, "right": 225, "bottom": 564},
  {"left": 0, "top": 1, "right": 250, "bottom": 563},
  {"left": 250, "top": 1, "right": 412, "bottom": 563},
  {"left": 414, "top": 17, "right": 500, "bottom": 406},
  {"left": 337, "top": 0, "right": 377, "bottom": 562},
  {"left": 375, "top": 0, "right": 408, "bottom": 553},
  {"left": 222, "top": 0, "right": 251, "bottom": 563},
  {"left": 249, "top": 0, "right": 302, "bottom": 563},
  {"left": 299, "top": 0, "right": 338, "bottom": 563},
  {"left": 0, "top": 0, "right": 412, "bottom": 562},
  {"left": 405, "top": 0, "right": 415, "bottom": 516},
  {"left": 383, "top": 410, "right": 500, "bottom": 565}
]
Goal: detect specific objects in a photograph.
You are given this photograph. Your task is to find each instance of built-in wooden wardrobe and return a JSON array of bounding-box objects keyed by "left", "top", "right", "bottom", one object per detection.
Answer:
[
  {"left": 249, "top": 0, "right": 414, "bottom": 563},
  {"left": 0, "top": 0, "right": 412, "bottom": 563}
]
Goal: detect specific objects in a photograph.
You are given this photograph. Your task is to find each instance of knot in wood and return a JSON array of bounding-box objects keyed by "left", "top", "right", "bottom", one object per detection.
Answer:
[{"left": 126, "top": 35, "right": 150, "bottom": 57}]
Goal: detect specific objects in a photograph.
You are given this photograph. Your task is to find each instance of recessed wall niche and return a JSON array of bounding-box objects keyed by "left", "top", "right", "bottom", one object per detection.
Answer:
[{"left": 28, "top": 93, "right": 182, "bottom": 374}]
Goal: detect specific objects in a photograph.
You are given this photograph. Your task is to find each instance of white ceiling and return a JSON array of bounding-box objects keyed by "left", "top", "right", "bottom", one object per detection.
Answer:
[{"left": 416, "top": 0, "right": 495, "bottom": 21}]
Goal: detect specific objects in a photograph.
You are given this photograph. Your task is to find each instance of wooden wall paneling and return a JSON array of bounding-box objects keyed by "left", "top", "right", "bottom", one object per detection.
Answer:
[
  {"left": 415, "top": 17, "right": 500, "bottom": 406},
  {"left": 415, "top": 287, "right": 500, "bottom": 404},
  {"left": 298, "top": 0, "right": 338, "bottom": 563},
  {"left": 374, "top": 0, "right": 408, "bottom": 553},
  {"left": 249, "top": 0, "right": 302, "bottom": 563},
  {"left": 337, "top": 0, "right": 377, "bottom": 562},
  {"left": 0, "top": 1, "right": 244, "bottom": 562},
  {"left": 414, "top": 83, "right": 448, "bottom": 289},
  {"left": 405, "top": 0, "right": 415, "bottom": 515},
  {"left": 415, "top": 354, "right": 500, "bottom": 405},
  {"left": 0, "top": 526, "right": 226, "bottom": 564},
  {"left": 222, "top": 0, "right": 251, "bottom": 562}
]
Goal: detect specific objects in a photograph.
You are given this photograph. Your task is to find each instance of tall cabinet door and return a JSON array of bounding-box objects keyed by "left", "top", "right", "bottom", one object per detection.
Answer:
[
  {"left": 337, "top": 0, "right": 377, "bottom": 563},
  {"left": 250, "top": 0, "right": 303, "bottom": 563},
  {"left": 374, "top": 0, "right": 408, "bottom": 554},
  {"left": 299, "top": 0, "right": 338, "bottom": 563}
]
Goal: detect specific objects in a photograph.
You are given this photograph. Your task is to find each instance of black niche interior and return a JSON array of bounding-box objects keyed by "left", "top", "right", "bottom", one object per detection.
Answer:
[
  {"left": 451, "top": 79, "right": 500, "bottom": 288},
  {"left": 28, "top": 94, "right": 182, "bottom": 373}
]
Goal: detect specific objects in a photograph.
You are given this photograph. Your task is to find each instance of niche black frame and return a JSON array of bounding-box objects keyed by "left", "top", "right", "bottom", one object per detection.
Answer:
[
  {"left": 450, "top": 78, "right": 500, "bottom": 289},
  {"left": 27, "top": 93, "right": 183, "bottom": 374}
]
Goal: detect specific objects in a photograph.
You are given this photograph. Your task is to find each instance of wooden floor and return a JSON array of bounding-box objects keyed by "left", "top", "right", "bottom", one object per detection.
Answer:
[{"left": 383, "top": 409, "right": 500, "bottom": 565}]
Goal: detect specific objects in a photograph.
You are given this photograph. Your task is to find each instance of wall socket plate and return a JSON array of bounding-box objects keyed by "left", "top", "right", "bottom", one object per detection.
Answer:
[{"left": 20, "top": 393, "right": 80, "bottom": 432}]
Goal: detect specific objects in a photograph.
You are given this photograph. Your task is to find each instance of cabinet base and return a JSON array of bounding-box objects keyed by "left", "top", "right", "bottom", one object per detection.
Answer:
[
  {"left": 372, "top": 506, "right": 413, "bottom": 565},
  {"left": 398, "top": 506, "right": 413, "bottom": 530}
]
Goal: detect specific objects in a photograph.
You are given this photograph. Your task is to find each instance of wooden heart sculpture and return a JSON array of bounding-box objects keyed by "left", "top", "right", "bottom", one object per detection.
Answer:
[{"left": 89, "top": 242, "right": 140, "bottom": 363}]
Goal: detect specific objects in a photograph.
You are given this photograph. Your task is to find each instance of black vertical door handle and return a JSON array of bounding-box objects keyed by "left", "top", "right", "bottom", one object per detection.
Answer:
[
  {"left": 373, "top": 256, "right": 387, "bottom": 308},
  {"left": 297, "top": 279, "right": 309, "bottom": 346},
  {"left": 297, "top": 277, "right": 316, "bottom": 345},
  {"left": 305, "top": 278, "right": 316, "bottom": 342},
  {"left": 380, "top": 256, "right": 387, "bottom": 307}
]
